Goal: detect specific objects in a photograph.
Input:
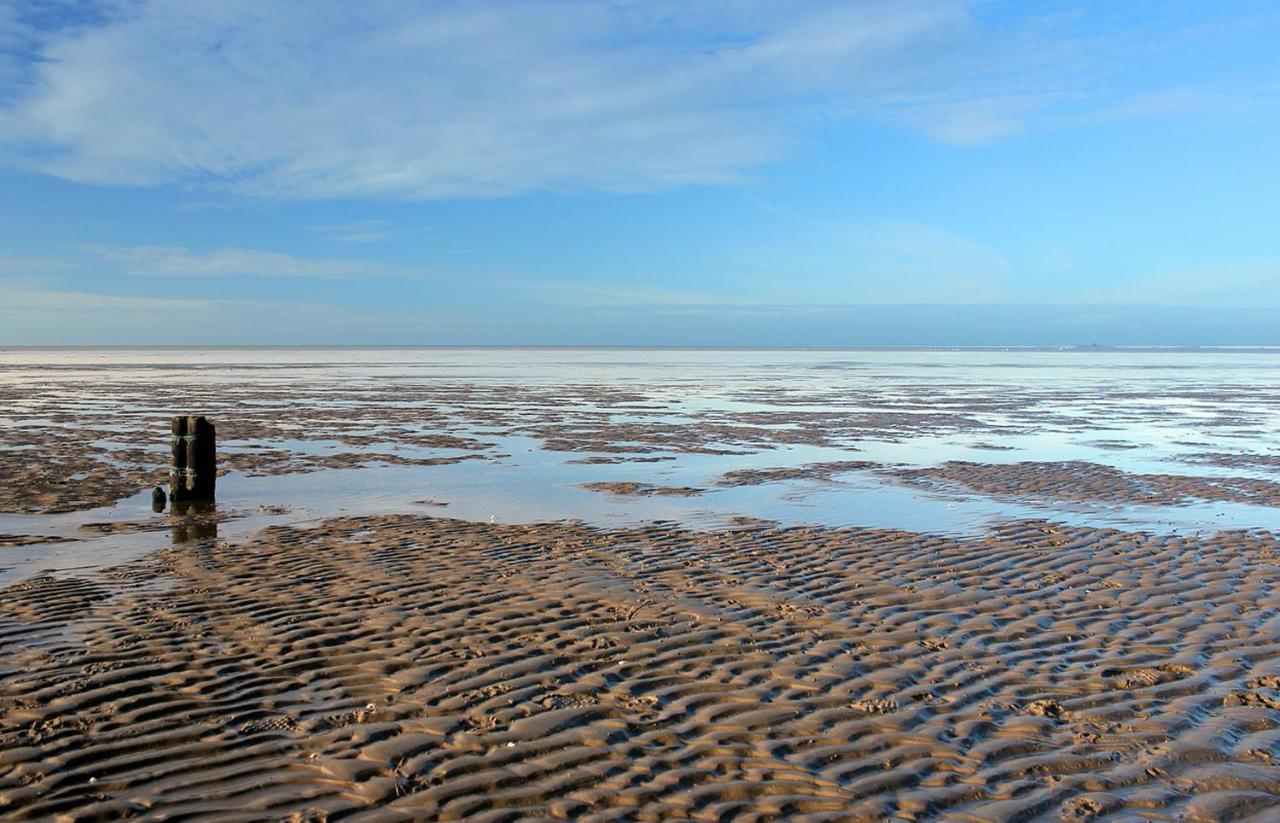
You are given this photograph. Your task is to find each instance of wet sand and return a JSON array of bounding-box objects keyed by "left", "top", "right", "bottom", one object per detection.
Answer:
[
  {"left": 4, "top": 516, "right": 1280, "bottom": 819},
  {"left": 579, "top": 482, "right": 706, "bottom": 498},
  {"left": 5, "top": 348, "right": 1280, "bottom": 819},
  {"left": 5, "top": 347, "right": 1280, "bottom": 525},
  {"left": 892, "top": 461, "right": 1280, "bottom": 508}
]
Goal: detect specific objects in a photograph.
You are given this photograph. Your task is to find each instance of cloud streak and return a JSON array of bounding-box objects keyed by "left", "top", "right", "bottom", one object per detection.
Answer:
[
  {"left": 83, "top": 245, "right": 425, "bottom": 280},
  {"left": 3, "top": 2, "right": 1274, "bottom": 201},
  {"left": 317, "top": 220, "right": 396, "bottom": 245},
  {"left": 0, "top": 287, "right": 213, "bottom": 313},
  {"left": 0, "top": 1, "right": 954, "bottom": 198},
  {"left": 5, "top": 0, "right": 1228, "bottom": 200},
  {"left": 0, "top": 287, "right": 396, "bottom": 345}
]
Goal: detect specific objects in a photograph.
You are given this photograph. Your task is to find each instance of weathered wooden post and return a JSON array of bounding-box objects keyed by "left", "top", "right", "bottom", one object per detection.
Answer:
[{"left": 170, "top": 415, "right": 216, "bottom": 503}]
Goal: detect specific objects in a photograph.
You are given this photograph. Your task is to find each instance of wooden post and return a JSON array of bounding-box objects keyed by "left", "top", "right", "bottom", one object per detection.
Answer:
[
  {"left": 170, "top": 415, "right": 216, "bottom": 502},
  {"left": 170, "top": 416, "right": 187, "bottom": 497},
  {"left": 193, "top": 416, "right": 216, "bottom": 500}
]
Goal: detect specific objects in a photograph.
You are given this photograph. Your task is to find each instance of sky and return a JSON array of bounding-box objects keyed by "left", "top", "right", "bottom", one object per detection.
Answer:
[{"left": 1, "top": 0, "right": 1279, "bottom": 346}]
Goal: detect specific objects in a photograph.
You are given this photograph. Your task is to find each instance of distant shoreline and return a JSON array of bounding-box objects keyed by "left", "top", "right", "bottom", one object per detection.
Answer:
[{"left": 4, "top": 344, "right": 1280, "bottom": 353}]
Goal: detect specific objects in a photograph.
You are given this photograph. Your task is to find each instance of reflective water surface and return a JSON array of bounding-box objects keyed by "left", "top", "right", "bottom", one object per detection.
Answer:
[{"left": 3, "top": 347, "right": 1279, "bottom": 581}]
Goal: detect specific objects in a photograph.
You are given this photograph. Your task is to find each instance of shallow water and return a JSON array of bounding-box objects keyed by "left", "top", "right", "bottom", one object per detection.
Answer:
[{"left": 2, "top": 347, "right": 1279, "bottom": 580}]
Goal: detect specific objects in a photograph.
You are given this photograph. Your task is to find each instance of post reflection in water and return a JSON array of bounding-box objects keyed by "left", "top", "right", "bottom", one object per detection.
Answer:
[{"left": 171, "top": 500, "right": 219, "bottom": 545}]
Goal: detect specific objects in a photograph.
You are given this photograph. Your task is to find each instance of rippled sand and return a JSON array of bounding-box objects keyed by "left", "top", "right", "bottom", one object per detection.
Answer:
[{"left": 5, "top": 515, "right": 1280, "bottom": 820}]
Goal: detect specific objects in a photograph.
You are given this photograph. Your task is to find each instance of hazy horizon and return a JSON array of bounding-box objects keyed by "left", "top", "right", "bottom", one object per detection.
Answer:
[{"left": 3, "top": 303, "right": 1278, "bottom": 348}]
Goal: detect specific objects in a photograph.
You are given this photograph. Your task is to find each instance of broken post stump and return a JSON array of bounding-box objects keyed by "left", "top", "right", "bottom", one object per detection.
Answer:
[{"left": 170, "top": 415, "right": 216, "bottom": 502}]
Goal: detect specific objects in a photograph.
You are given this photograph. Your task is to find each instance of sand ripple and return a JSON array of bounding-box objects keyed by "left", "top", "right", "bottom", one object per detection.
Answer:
[
  {"left": 3, "top": 517, "right": 1280, "bottom": 819},
  {"left": 897, "top": 460, "right": 1280, "bottom": 508}
]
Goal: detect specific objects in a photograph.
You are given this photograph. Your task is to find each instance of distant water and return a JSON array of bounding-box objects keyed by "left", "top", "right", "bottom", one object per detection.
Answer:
[{"left": 2, "top": 347, "right": 1280, "bottom": 580}]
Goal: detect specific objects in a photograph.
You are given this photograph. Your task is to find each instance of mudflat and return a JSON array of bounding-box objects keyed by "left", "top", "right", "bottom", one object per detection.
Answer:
[{"left": 4, "top": 348, "right": 1280, "bottom": 819}]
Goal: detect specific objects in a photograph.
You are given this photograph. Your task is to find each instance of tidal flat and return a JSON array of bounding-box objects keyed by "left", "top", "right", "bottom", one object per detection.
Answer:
[{"left": 3, "top": 347, "right": 1280, "bottom": 819}]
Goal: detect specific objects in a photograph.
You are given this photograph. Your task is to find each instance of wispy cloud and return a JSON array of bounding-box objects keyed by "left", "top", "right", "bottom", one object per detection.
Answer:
[
  {"left": 0, "top": 283, "right": 471, "bottom": 345},
  {"left": 0, "top": 287, "right": 214, "bottom": 313},
  {"left": 317, "top": 220, "right": 396, "bottom": 245},
  {"left": 902, "top": 94, "right": 1046, "bottom": 144},
  {"left": 8, "top": 1, "right": 1253, "bottom": 200},
  {"left": 82, "top": 245, "right": 425, "bottom": 280},
  {"left": 0, "top": 253, "right": 73, "bottom": 276},
  {"left": 0, "top": 1, "right": 955, "bottom": 198},
  {"left": 1058, "top": 86, "right": 1274, "bottom": 128}
]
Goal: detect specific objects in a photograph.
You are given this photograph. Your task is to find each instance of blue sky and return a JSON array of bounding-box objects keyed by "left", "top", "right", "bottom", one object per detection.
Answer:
[{"left": 1, "top": 0, "right": 1278, "bottom": 345}]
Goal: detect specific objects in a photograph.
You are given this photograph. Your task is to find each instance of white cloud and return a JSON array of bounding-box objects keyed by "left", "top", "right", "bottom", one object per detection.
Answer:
[
  {"left": 0, "top": 0, "right": 1274, "bottom": 213},
  {"left": 317, "top": 220, "right": 396, "bottom": 245},
  {"left": 0, "top": 0, "right": 983, "bottom": 199},
  {"left": 83, "top": 244, "right": 425, "bottom": 280},
  {"left": 3, "top": 2, "right": 1270, "bottom": 200},
  {"left": 0, "top": 287, "right": 213, "bottom": 313}
]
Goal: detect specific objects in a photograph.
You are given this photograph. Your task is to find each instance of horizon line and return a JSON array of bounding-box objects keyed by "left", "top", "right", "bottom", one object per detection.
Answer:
[{"left": 5, "top": 344, "right": 1280, "bottom": 353}]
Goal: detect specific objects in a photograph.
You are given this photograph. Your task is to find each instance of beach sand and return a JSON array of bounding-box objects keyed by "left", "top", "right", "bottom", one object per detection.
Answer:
[{"left": 4, "top": 514, "right": 1280, "bottom": 820}]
